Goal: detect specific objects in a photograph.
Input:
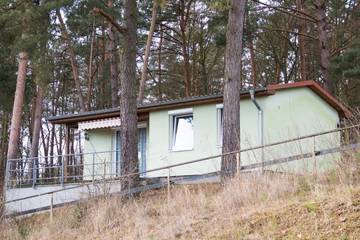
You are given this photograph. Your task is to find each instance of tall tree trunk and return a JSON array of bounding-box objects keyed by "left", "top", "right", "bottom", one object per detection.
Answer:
[
  {"left": 56, "top": 9, "right": 86, "bottom": 112},
  {"left": 249, "top": 36, "right": 257, "bottom": 87},
  {"left": 157, "top": 24, "right": 163, "bottom": 100},
  {"left": 297, "top": 0, "right": 308, "bottom": 81},
  {"left": 0, "top": 112, "right": 9, "bottom": 214},
  {"left": 138, "top": 0, "right": 158, "bottom": 103},
  {"left": 221, "top": 0, "right": 246, "bottom": 178},
  {"left": 179, "top": 0, "right": 193, "bottom": 97},
  {"left": 28, "top": 85, "right": 44, "bottom": 182},
  {"left": 1, "top": 51, "right": 28, "bottom": 215},
  {"left": 7, "top": 52, "right": 28, "bottom": 178},
  {"left": 107, "top": 0, "right": 120, "bottom": 108},
  {"left": 120, "top": 0, "right": 139, "bottom": 190},
  {"left": 87, "top": 23, "right": 96, "bottom": 110},
  {"left": 315, "top": 0, "right": 334, "bottom": 93}
]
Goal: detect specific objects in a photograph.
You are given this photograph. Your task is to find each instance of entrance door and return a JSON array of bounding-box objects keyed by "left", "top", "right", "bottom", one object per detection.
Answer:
[{"left": 115, "top": 128, "right": 147, "bottom": 176}]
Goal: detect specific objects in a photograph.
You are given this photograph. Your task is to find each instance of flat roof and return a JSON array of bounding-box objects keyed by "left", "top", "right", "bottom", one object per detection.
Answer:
[{"left": 48, "top": 81, "right": 351, "bottom": 125}]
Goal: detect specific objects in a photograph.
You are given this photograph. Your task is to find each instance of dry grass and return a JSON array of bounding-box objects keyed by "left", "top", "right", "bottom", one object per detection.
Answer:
[
  {"left": 1, "top": 124, "right": 360, "bottom": 239},
  {"left": 1, "top": 161, "right": 360, "bottom": 240}
]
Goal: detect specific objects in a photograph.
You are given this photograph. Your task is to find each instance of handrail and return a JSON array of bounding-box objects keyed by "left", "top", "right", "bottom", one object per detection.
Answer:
[{"left": 4, "top": 124, "right": 360, "bottom": 205}]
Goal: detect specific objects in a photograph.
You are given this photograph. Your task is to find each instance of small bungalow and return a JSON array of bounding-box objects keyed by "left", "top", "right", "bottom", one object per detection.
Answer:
[{"left": 48, "top": 80, "right": 351, "bottom": 180}]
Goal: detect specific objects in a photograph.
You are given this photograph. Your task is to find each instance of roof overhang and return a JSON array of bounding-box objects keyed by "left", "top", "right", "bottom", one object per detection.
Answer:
[
  {"left": 48, "top": 81, "right": 352, "bottom": 126},
  {"left": 48, "top": 88, "right": 270, "bottom": 125}
]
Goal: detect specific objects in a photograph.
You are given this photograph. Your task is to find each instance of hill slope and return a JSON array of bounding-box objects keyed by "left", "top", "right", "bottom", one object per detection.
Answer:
[{"left": 1, "top": 173, "right": 360, "bottom": 240}]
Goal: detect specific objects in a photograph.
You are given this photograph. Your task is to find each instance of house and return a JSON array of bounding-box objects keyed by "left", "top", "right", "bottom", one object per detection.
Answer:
[{"left": 48, "top": 80, "right": 351, "bottom": 180}]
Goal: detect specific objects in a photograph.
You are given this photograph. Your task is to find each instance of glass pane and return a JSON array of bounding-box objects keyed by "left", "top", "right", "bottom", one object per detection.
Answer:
[
  {"left": 218, "top": 108, "right": 223, "bottom": 146},
  {"left": 173, "top": 115, "right": 193, "bottom": 150},
  {"left": 117, "top": 128, "right": 147, "bottom": 176}
]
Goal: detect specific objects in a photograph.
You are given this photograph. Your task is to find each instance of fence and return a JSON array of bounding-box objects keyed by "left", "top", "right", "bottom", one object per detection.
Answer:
[
  {"left": 5, "top": 151, "right": 118, "bottom": 188},
  {"left": 3, "top": 124, "right": 360, "bottom": 216}
]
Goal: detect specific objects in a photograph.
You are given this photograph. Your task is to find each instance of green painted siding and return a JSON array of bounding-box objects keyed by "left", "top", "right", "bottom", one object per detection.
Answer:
[
  {"left": 83, "top": 129, "right": 114, "bottom": 180},
  {"left": 262, "top": 88, "right": 340, "bottom": 173},
  {"left": 83, "top": 87, "right": 341, "bottom": 178}
]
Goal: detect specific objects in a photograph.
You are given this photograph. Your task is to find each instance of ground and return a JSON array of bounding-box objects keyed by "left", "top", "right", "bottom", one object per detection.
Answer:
[{"left": 1, "top": 171, "right": 360, "bottom": 240}]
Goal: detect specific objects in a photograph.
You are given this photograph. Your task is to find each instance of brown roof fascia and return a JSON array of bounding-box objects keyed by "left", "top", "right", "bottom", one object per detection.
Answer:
[
  {"left": 267, "top": 80, "right": 352, "bottom": 118},
  {"left": 49, "top": 90, "right": 271, "bottom": 125}
]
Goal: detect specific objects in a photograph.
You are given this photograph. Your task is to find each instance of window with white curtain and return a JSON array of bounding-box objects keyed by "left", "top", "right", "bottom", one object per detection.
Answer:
[
  {"left": 169, "top": 108, "right": 194, "bottom": 151},
  {"left": 217, "top": 104, "right": 223, "bottom": 146}
]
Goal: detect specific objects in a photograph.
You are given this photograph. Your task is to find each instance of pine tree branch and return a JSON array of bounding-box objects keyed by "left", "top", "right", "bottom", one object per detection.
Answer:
[
  {"left": 252, "top": 0, "right": 318, "bottom": 23},
  {"left": 92, "top": 7, "right": 127, "bottom": 34},
  {"left": 260, "top": 27, "right": 318, "bottom": 40}
]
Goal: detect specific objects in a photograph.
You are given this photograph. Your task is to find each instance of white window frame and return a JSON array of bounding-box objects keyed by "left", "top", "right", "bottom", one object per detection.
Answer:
[
  {"left": 216, "top": 104, "right": 223, "bottom": 147},
  {"left": 168, "top": 108, "right": 194, "bottom": 151},
  {"left": 112, "top": 122, "right": 148, "bottom": 176}
]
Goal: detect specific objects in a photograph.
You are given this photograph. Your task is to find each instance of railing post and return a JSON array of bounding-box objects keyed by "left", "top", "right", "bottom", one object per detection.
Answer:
[
  {"left": 92, "top": 152, "right": 95, "bottom": 185},
  {"left": 32, "top": 158, "right": 36, "bottom": 189},
  {"left": 167, "top": 167, "right": 171, "bottom": 202},
  {"left": 5, "top": 158, "right": 10, "bottom": 189},
  {"left": 61, "top": 156, "right": 64, "bottom": 187},
  {"left": 236, "top": 152, "right": 240, "bottom": 178},
  {"left": 313, "top": 136, "right": 317, "bottom": 174},
  {"left": 50, "top": 193, "right": 53, "bottom": 223},
  {"left": 167, "top": 168, "right": 170, "bottom": 203}
]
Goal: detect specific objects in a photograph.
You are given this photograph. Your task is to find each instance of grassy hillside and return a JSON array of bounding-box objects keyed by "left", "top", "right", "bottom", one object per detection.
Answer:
[{"left": 1, "top": 162, "right": 360, "bottom": 240}]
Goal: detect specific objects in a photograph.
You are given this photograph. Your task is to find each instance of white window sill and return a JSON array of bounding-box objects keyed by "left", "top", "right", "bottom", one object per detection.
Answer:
[{"left": 170, "top": 148, "right": 194, "bottom": 153}]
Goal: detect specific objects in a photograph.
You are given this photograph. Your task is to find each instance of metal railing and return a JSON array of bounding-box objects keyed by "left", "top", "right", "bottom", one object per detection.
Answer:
[
  {"left": 5, "top": 150, "right": 120, "bottom": 189},
  {"left": 3, "top": 124, "right": 360, "bottom": 216},
  {"left": 5, "top": 124, "right": 360, "bottom": 190}
]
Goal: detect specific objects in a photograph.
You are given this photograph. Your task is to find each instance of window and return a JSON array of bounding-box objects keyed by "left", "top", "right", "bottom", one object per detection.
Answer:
[
  {"left": 217, "top": 104, "right": 223, "bottom": 146},
  {"left": 115, "top": 125, "right": 147, "bottom": 176},
  {"left": 169, "top": 109, "right": 194, "bottom": 151}
]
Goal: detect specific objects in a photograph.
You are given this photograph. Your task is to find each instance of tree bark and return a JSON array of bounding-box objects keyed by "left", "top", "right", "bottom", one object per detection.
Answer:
[
  {"left": 120, "top": 0, "right": 139, "bottom": 190},
  {"left": 7, "top": 52, "right": 28, "bottom": 179},
  {"left": 315, "top": 0, "right": 334, "bottom": 93},
  {"left": 107, "top": 0, "right": 120, "bottom": 107},
  {"left": 0, "top": 112, "right": 9, "bottom": 215},
  {"left": 138, "top": 0, "right": 158, "bottom": 103},
  {"left": 28, "top": 85, "right": 44, "bottom": 181},
  {"left": 56, "top": 9, "right": 86, "bottom": 112},
  {"left": 179, "top": 0, "right": 193, "bottom": 97},
  {"left": 297, "top": 0, "right": 308, "bottom": 81},
  {"left": 221, "top": 0, "right": 246, "bottom": 178},
  {"left": 87, "top": 23, "right": 96, "bottom": 110},
  {"left": 249, "top": 36, "right": 257, "bottom": 87},
  {"left": 157, "top": 24, "right": 163, "bottom": 100}
]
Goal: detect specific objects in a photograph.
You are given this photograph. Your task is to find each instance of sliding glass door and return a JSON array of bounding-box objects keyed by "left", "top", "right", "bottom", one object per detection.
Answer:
[{"left": 115, "top": 127, "right": 147, "bottom": 177}]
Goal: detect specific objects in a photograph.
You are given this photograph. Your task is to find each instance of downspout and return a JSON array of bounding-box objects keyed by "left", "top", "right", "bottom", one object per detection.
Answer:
[{"left": 249, "top": 90, "right": 264, "bottom": 173}]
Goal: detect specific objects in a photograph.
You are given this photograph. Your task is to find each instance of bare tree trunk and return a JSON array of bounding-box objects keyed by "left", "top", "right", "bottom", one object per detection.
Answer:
[
  {"left": 297, "top": 0, "right": 308, "bottom": 81},
  {"left": 221, "top": 0, "right": 246, "bottom": 178},
  {"left": 249, "top": 36, "right": 257, "bottom": 87},
  {"left": 7, "top": 52, "right": 28, "bottom": 178},
  {"left": 179, "top": 0, "right": 193, "bottom": 97},
  {"left": 107, "top": 0, "right": 120, "bottom": 107},
  {"left": 315, "top": 0, "right": 334, "bottom": 93},
  {"left": 28, "top": 85, "right": 44, "bottom": 181},
  {"left": 0, "top": 112, "right": 9, "bottom": 215},
  {"left": 138, "top": 0, "right": 158, "bottom": 103},
  {"left": 157, "top": 24, "right": 163, "bottom": 100},
  {"left": 120, "top": 0, "right": 139, "bottom": 190},
  {"left": 56, "top": 9, "right": 86, "bottom": 112},
  {"left": 87, "top": 23, "right": 96, "bottom": 110}
]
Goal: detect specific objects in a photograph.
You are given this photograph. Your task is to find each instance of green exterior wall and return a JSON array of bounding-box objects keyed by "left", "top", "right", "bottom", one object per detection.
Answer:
[
  {"left": 83, "top": 128, "right": 115, "bottom": 180},
  {"left": 83, "top": 87, "right": 341, "bottom": 178}
]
